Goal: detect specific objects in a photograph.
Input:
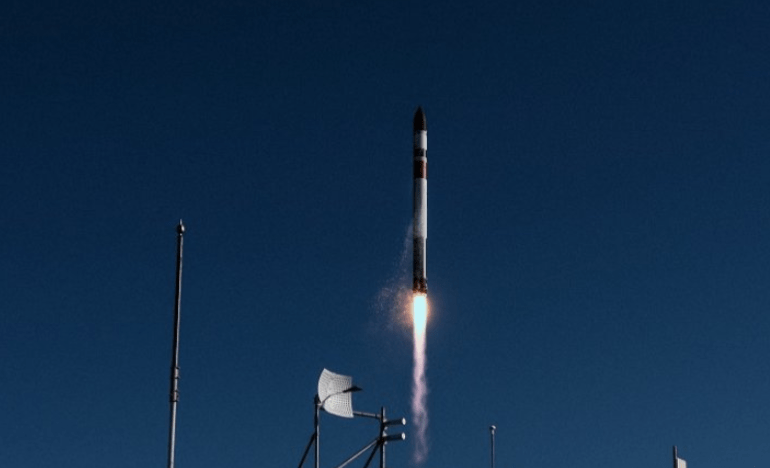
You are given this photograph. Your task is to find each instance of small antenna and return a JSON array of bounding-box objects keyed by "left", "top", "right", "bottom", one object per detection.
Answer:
[{"left": 490, "top": 425, "right": 497, "bottom": 468}]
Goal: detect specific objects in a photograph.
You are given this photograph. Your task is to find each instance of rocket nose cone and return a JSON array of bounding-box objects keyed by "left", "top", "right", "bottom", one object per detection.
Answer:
[{"left": 413, "top": 107, "right": 426, "bottom": 131}]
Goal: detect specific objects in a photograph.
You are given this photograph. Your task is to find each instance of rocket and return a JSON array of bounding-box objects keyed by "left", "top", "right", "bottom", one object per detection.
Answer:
[{"left": 413, "top": 107, "right": 428, "bottom": 294}]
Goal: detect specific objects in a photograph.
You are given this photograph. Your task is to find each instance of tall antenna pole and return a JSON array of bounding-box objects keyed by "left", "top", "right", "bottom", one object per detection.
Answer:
[
  {"left": 167, "top": 221, "right": 185, "bottom": 468},
  {"left": 490, "top": 425, "right": 496, "bottom": 468}
]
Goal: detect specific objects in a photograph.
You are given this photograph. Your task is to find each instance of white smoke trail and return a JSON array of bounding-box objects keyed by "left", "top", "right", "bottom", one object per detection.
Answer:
[{"left": 411, "top": 295, "right": 429, "bottom": 465}]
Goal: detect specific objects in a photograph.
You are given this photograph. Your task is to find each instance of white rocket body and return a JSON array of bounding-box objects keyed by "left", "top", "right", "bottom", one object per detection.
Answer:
[{"left": 413, "top": 107, "right": 428, "bottom": 294}]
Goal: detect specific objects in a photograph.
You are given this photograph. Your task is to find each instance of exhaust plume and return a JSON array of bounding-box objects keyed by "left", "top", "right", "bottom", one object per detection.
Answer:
[{"left": 411, "top": 294, "right": 429, "bottom": 465}]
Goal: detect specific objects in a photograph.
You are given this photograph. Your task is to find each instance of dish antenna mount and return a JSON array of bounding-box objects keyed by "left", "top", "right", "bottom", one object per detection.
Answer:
[{"left": 297, "top": 369, "right": 406, "bottom": 468}]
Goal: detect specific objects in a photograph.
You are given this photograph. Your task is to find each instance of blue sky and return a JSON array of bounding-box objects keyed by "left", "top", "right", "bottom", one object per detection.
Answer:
[{"left": 2, "top": 1, "right": 769, "bottom": 467}]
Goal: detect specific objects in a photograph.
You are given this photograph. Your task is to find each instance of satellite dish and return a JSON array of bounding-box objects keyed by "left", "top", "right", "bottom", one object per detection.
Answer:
[{"left": 317, "top": 369, "right": 358, "bottom": 418}]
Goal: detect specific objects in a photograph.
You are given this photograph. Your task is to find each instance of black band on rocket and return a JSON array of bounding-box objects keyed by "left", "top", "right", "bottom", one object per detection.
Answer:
[{"left": 414, "top": 161, "right": 427, "bottom": 179}]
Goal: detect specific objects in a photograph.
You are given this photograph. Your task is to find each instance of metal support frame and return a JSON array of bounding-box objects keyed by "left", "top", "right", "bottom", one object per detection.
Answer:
[{"left": 298, "top": 402, "right": 406, "bottom": 468}]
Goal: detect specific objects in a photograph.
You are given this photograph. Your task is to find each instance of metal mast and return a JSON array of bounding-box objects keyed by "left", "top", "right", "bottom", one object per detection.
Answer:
[
  {"left": 167, "top": 221, "right": 185, "bottom": 468},
  {"left": 490, "top": 425, "right": 496, "bottom": 468}
]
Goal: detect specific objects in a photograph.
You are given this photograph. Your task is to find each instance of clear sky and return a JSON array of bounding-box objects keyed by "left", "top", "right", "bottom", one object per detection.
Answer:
[{"left": 2, "top": 1, "right": 769, "bottom": 467}]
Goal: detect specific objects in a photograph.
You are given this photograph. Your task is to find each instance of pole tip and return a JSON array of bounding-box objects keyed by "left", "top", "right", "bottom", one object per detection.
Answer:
[{"left": 177, "top": 220, "right": 185, "bottom": 234}]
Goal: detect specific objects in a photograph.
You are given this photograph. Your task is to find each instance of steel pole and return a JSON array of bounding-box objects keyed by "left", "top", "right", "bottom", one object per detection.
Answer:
[
  {"left": 379, "top": 407, "right": 386, "bottom": 468},
  {"left": 315, "top": 398, "right": 321, "bottom": 468},
  {"left": 490, "top": 425, "right": 496, "bottom": 468},
  {"left": 167, "top": 221, "right": 185, "bottom": 468}
]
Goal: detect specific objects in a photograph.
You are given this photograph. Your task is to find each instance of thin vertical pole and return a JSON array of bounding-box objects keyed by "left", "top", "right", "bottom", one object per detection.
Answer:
[
  {"left": 315, "top": 397, "right": 321, "bottom": 468},
  {"left": 379, "top": 407, "right": 386, "bottom": 468},
  {"left": 167, "top": 221, "right": 185, "bottom": 468},
  {"left": 490, "top": 425, "right": 496, "bottom": 468},
  {"left": 673, "top": 446, "right": 677, "bottom": 468}
]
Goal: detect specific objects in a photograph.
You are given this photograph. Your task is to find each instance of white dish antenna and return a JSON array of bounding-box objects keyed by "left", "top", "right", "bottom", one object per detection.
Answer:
[{"left": 317, "top": 369, "right": 357, "bottom": 418}]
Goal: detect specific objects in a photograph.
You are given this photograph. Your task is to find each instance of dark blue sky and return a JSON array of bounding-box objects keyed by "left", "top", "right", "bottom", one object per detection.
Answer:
[{"left": 2, "top": 1, "right": 769, "bottom": 467}]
